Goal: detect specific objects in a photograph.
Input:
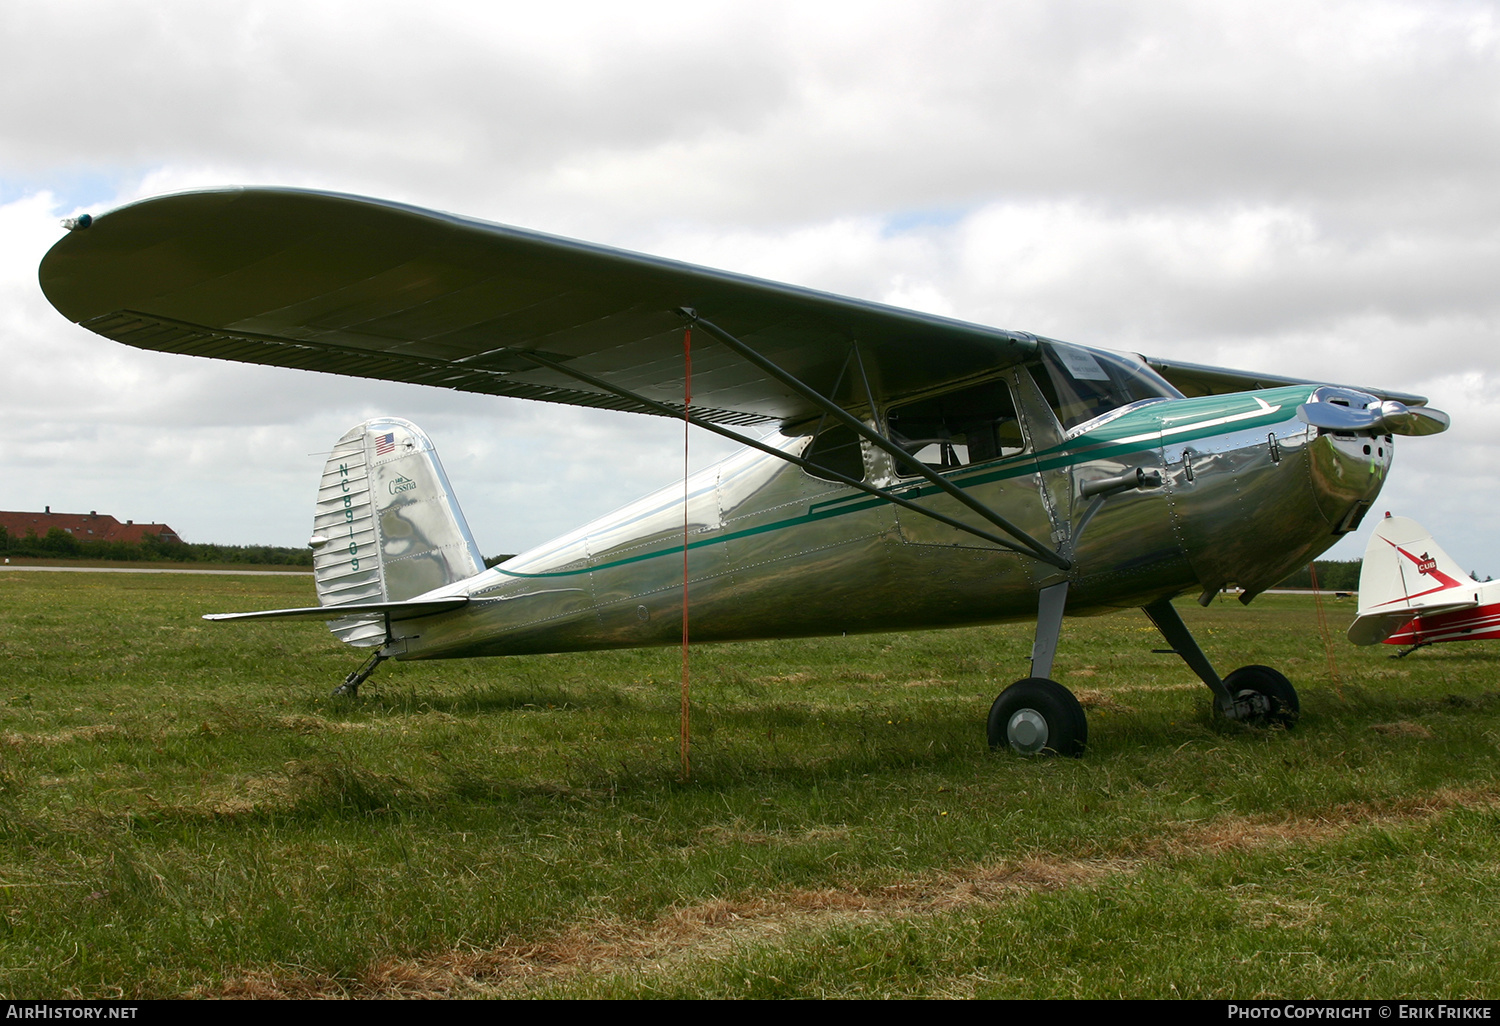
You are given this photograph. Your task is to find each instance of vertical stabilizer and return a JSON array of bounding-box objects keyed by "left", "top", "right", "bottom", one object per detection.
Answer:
[
  {"left": 1348, "top": 514, "right": 1477, "bottom": 645},
  {"left": 311, "top": 418, "right": 484, "bottom": 646}
]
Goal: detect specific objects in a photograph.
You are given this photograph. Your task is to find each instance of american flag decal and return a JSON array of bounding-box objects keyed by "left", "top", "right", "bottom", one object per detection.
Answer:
[{"left": 374, "top": 432, "right": 395, "bottom": 456}]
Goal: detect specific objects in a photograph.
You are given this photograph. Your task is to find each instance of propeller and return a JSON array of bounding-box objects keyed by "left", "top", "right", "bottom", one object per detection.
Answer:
[{"left": 1296, "top": 386, "right": 1449, "bottom": 437}]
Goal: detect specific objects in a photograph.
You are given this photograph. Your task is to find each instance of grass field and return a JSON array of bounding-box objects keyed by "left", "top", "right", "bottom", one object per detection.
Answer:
[{"left": 0, "top": 569, "right": 1497, "bottom": 999}]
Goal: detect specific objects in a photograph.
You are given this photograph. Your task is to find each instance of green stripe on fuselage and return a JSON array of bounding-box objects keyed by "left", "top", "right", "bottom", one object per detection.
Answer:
[{"left": 490, "top": 387, "right": 1310, "bottom": 582}]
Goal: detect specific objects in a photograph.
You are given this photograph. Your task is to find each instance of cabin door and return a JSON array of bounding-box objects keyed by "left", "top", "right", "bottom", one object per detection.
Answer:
[{"left": 886, "top": 373, "right": 1064, "bottom": 563}]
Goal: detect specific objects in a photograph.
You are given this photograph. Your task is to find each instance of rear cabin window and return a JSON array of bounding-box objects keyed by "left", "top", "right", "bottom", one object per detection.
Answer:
[
  {"left": 888, "top": 379, "right": 1024, "bottom": 475},
  {"left": 1028, "top": 342, "right": 1182, "bottom": 432},
  {"left": 801, "top": 423, "right": 866, "bottom": 483}
]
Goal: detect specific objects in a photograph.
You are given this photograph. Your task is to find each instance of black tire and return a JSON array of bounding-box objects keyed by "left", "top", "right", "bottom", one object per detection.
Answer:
[
  {"left": 1223, "top": 664, "right": 1299, "bottom": 727},
  {"left": 987, "top": 678, "right": 1088, "bottom": 757}
]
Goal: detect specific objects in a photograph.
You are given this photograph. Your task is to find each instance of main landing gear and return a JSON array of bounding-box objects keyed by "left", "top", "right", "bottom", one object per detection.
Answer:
[
  {"left": 987, "top": 678, "right": 1088, "bottom": 756},
  {"left": 987, "top": 585, "right": 1299, "bottom": 757}
]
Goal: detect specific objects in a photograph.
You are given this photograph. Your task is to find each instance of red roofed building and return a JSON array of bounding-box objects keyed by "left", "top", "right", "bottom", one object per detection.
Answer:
[{"left": 0, "top": 508, "right": 183, "bottom": 544}]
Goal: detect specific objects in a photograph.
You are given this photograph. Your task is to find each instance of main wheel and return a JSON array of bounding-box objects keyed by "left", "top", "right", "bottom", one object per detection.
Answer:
[
  {"left": 1223, "top": 665, "right": 1299, "bottom": 727},
  {"left": 987, "top": 678, "right": 1088, "bottom": 757}
]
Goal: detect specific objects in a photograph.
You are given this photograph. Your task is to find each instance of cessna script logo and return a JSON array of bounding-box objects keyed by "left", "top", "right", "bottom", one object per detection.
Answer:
[{"left": 388, "top": 475, "right": 416, "bottom": 496}]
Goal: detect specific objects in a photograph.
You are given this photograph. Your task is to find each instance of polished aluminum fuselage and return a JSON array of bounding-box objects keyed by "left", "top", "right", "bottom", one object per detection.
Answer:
[{"left": 386, "top": 381, "right": 1390, "bottom": 661}]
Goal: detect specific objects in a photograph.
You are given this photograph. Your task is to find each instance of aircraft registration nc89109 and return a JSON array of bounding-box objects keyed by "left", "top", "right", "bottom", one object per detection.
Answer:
[{"left": 39, "top": 188, "right": 1451, "bottom": 757}]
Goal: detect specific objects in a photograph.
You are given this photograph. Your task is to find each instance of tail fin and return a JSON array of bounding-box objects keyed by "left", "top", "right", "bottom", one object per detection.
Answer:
[
  {"left": 310, "top": 418, "right": 484, "bottom": 646},
  {"left": 1348, "top": 514, "right": 1477, "bottom": 645}
]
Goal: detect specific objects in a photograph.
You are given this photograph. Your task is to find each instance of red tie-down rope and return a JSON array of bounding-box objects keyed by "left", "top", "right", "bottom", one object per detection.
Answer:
[
  {"left": 1307, "top": 562, "right": 1342, "bottom": 694},
  {"left": 680, "top": 325, "right": 692, "bottom": 782}
]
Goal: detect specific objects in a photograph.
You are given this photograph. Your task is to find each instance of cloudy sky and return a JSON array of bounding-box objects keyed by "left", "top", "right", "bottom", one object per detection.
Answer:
[{"left": 3, "top": 0, "right": 1498, "bottom": 575}]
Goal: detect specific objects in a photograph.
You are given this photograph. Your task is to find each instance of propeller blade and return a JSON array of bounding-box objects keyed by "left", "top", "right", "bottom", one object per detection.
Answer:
[
  {"left": 1296, "top": 386, "right": 1449, "bottom": 437},
  {"left": 1376, "top": 401, "right": 1449, "bottom": 436}
]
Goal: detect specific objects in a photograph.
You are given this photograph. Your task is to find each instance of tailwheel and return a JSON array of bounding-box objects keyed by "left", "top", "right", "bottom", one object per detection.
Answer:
[
  {"left": 333, "top": 651, "right": 387, "bottom": 698},
  {"left": 987, "top": 678, "right": 1088, "bottom": 757},
  {"left": 1223, "top": 665, "right": 1299, "bottom": 727}
]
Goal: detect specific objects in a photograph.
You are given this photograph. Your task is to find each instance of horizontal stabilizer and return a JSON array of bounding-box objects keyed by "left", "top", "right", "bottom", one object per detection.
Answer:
[
  {"left": 204, "top": 597, "right": 468, "bottom": 624},
  {"left": 1347, "top": 602, "right": 1477, "bottom": 646}
]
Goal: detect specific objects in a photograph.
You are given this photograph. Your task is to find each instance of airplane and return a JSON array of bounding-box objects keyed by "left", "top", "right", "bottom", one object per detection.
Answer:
[
  {"left": 1348, "top": 514, "right": 1498, "bottom": 656},
  {"left": 37, "top": 187, "right": 1452, "bottom": 757}
]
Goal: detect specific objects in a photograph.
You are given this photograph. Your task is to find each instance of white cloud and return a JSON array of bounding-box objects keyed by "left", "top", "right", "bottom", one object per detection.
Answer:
[{"left": 3, "top": 0, "right": 1498, "bottom": 583}]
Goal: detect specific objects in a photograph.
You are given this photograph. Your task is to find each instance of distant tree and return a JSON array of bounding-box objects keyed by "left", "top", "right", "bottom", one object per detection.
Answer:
[
  {"left": 1278, "top": 560, "right": 1361, "bottom": 591},
  {"left": 139, "top": 531, "right": 193, "bottom": 561},
  {"left": 42, "top": 527, "right": 81, "bottom": 556},
  {"left": 0, "top": 525, "right": 311, "bottom": 566}
]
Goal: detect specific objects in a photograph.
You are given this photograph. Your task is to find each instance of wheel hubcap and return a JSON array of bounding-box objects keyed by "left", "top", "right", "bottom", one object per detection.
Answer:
[
  {"left": 1007, "top": 708, "right": 1049, "bottom": 753},
  {"left": 1233, "top": 689, "right": 1273, "bottom": 720}
]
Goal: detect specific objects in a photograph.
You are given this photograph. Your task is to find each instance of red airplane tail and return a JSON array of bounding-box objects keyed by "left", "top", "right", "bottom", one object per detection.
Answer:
[{"left": 1347, "top": 515, "right": 1480, "bottom": 646}]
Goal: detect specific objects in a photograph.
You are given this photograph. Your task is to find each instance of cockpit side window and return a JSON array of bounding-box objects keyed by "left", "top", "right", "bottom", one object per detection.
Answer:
[
  {"left": 888, "top": 379, "right": 1024, "bottom": 475},
  {"left": 1029, "top": 342, "right": 1183, "bottom": 431}
]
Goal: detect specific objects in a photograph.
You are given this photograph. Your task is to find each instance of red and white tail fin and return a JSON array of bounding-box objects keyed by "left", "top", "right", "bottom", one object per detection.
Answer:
[
  {"left": 1347, "top": 515, "right": 1479, "bottom": 645},
  {"left": 310, "top": 418, "right": 485, "bottom": 646}
]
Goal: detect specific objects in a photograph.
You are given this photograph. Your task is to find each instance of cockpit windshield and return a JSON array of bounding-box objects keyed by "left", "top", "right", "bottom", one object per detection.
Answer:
[{"left": 1029, "top": 342, "right": 1183, "bottom": 432}]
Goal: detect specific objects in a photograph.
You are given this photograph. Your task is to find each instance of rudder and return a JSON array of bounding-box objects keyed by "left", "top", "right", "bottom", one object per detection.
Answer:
[
  {"left": 310, "top": 418, "right": 484, "bottom": 646},
  {"left": 1348, "top": 514, "right": 1475, "bottom": 645}
]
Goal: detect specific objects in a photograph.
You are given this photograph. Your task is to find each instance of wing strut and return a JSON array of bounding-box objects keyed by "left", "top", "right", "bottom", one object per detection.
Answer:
[
  {"left": 509, "top": 349, "right": 1066, "bottom": 564},
  {"left": 680, "top": 311, "right": 1069, "bottom": 570}
]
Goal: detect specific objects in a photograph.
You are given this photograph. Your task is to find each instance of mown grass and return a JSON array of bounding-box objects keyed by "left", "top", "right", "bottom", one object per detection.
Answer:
[{"left": 0, "top": 570, "right": 1496, "bottom": 998}]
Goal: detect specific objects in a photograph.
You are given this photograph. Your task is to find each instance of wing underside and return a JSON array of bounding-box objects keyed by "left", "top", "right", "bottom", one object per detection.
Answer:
[
  {"left": 41, "top": 188, "right": 1041, "bottom": 426},
  {"left": 40, "top": 187, "right": 1429, "bottom": 420}
]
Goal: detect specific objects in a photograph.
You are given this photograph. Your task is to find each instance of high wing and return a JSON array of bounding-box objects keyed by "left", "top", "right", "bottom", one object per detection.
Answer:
[
  {"left": 1144, "top": 357, "right": 1427, "bottom": 407},
  {"left": 39, "top": 188, "right": 1042, "bottom": 427},
  {"left": 39, "top": 187, "right": 1429, "bottom": 421}
]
